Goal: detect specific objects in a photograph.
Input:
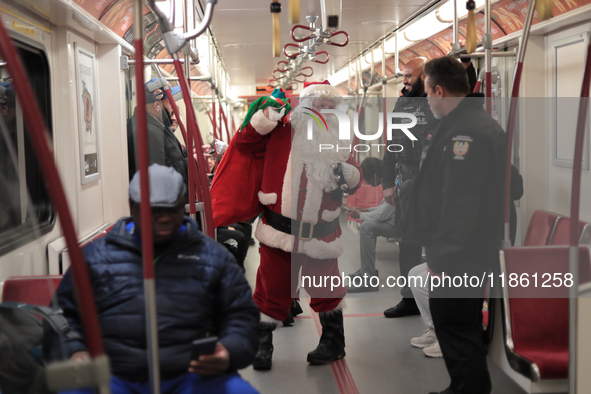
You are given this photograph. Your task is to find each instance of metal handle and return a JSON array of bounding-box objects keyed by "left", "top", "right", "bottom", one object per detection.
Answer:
[
  {"left": 283, "top": 43, "right": 300, "bottom": 58},
  {"left": 299, "top": 66, "right": 313, "bottom": 77},
  {"left": 277, "top": 60, "right": 290, "bottom": 72},
  {"left": 291, "top": 24, "right": 313, "bottom": 42},
  {"left": 327, "top": 30, "right": 350, "bottom": 47},
  {"left": 312, "top": 51, "right": 330, "bottom": 64}
]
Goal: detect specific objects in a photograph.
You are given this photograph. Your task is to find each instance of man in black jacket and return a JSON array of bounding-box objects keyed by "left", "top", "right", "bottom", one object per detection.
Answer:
[
  {"left": 382, "top": 57, "right": 438, "bottom": 318},
  {"left": 127, "top": 82, "right": 189, "bottom": 185},
  {"left": 403, "top": 57, "right": 505, "bottom": 394},
  {"left": 45, "top": 165, "right": 259, "bottom": 394}
]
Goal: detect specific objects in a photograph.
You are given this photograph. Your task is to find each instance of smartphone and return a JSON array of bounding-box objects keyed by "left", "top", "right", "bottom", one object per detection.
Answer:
[{"left": 190, "top": 336, "right": 218, "bottom": 360}]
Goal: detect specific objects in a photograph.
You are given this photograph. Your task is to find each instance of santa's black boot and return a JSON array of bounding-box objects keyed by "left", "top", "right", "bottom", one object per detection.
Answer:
[
  {"left": 252, "top": 323, "right": 275, "bottom": 370},
  {"left": 307, "top": 310, "right": 346, "bottom": 365}
]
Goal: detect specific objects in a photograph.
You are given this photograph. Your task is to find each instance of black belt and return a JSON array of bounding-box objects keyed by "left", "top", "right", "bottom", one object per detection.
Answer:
[{"left": 263, "top": 206, "right": 340, "bottom": 241}]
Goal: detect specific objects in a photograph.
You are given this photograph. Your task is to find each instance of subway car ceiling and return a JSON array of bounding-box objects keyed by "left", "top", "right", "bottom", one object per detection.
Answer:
[{"left": 44, "top": 0, "right": 591, "bottom": 98}]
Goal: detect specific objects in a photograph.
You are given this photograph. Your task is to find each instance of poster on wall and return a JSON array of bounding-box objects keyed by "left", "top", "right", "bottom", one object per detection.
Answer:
[{"left": 75, "top": 43, "right": 101, "bottom": 184}]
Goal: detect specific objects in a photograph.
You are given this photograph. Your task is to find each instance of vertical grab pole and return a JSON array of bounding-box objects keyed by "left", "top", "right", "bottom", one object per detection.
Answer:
[
  {"left": 184, "top": 0, "right": 197, "bottom": 220},
  {"left": 173, "top": 57, "right": 215, "bottom": 238},
  {"left": 382, "top": 40, "right": 387, "bottom": 149},
  {"left": 502, "top": 0, "right": 536, "bottom": 248},
  {"left": 133, "top": 1, "right": 160, "bottom": 393},
  {"left": 485, "top": 0, "right": 492, "bottom": 114},
  {"left": 568, "top": 40, "right": 591, "bottom": 394},
  {"left": 452, "top": 0, "right": 460, "bottom": 54},
  {"left": 212, "top": 100, "right": 218, "bottom": 139}
]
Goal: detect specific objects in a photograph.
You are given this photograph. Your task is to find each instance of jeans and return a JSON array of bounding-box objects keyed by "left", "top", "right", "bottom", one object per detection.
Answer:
[
  {"left": 60, "top": 372, "right": 258, "bottom": 394},
  {"left": 359, "top": 220, "right": 397, "bottom": 276}
]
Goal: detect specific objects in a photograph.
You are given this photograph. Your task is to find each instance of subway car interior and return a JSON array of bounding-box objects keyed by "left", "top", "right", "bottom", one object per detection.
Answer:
[{"left": 1, "top": 0, "right": 591, "bottom": 393}]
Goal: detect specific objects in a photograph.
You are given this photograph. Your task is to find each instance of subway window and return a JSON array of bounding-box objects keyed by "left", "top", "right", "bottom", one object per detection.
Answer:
[{"left": 0, "top": 40, "right": 54, "bottom": 255}]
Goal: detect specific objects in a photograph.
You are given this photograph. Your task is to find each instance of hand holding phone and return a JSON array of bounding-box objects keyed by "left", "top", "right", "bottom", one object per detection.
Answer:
[{"left": 190, "top": 336, "right": 218, "bottom": 361}]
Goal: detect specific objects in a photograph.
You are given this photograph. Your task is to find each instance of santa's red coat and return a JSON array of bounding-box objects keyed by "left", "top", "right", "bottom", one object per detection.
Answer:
[{"left": 231, "top": 114, "right": 362, "bottom": 260}]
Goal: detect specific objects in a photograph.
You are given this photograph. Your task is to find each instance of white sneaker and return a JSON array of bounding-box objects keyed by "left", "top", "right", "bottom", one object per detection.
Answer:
[
  {"left": 410, "top": 328, "right": 437, "bottom": 349},
  {"left": 422, "top": 341, "right": 443, "bottom": 358}
]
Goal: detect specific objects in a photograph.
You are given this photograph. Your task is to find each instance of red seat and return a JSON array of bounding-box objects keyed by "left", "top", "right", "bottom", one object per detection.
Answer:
[
  {"left": 523, "top": 210, "right": 559, "bottom": 246},
  {"left": 501, "top": 246, "right": 591, "bottom": 381},
  {"left": 548, "top": 217, "right": 587, "bottom": 245},
  {"left": 2, "top": 275, "right": 62, "bottom": 306}
]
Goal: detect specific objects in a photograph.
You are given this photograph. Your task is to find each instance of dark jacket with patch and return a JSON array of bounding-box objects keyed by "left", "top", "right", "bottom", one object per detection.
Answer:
[
  {"left": 382, "top": 93, "right": 438, "bottom": 189},
  {"left": 44, "top": 217, "right": 259, "bottom": 382},
  {"left": 400, "top": 94, "right": 506, "bottom": 275}
]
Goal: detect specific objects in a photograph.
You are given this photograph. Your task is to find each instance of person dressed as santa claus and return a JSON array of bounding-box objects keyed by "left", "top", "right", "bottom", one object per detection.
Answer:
[{"left": 211, "top": 81, "right": 362, "bottom": 370}]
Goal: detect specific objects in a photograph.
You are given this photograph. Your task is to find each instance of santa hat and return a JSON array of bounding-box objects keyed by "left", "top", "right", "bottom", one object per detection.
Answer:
[{"left": 299, "top": 80, "right": 341, "bottom": 99}]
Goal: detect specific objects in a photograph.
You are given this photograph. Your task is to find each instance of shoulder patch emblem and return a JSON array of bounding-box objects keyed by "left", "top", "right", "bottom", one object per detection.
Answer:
[{"left": 453, "top": 141, "right": 469, "bottom": 159}]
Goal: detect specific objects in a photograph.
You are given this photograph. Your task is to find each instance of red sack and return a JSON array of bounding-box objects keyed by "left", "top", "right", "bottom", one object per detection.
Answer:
[{"left": 210, "top": 137, "right": 264, "bottom": 227}]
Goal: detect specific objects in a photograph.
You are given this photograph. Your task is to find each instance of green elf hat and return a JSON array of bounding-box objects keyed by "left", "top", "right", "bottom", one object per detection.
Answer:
[{"left": 240, "top": 88, "right": 292, "bottom": 130}]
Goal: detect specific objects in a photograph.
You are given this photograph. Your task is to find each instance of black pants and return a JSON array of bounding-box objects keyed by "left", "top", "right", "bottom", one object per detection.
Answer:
[
  {"left": 216, "top": 227, "right": 246, "bottom": 269},
  {"left": 399, "top": 242, "right": 422, "bottom": 298},
  {"left": 430, "top": 294, "right": 491, "bottom": 394}
]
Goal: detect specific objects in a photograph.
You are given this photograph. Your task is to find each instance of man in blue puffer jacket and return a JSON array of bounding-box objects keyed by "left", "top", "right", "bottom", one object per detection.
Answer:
[{"left": 44, "top": 164, "right": 260, "bottom": 394}]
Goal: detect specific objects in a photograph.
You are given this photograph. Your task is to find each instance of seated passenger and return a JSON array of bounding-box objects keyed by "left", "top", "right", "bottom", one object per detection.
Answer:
[
  {"left": 346, "top": 158, "right": 395, "bottom": 293},
  {"left": 44, "top": 164, "right": 259, "bottom": 394}
]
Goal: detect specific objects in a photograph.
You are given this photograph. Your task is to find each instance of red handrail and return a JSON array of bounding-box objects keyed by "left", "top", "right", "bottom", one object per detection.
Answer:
[
  {"left": 165, "top": 86, "right": 199, "bottom": 217},
  {"left": 503, "top": 0, "right": 535, "bottom": 246},
  {"left": 0, "top": 14, "right": 105, "bottom": 357},
  {"left": 570, "top": 43, "right": 591, "bottom": 246},
  {"left": 173, "top": 59, "right": 215, "bottom": 238},
  {"left": 219, "top": 104, "right": 231, "bottom": 142}
]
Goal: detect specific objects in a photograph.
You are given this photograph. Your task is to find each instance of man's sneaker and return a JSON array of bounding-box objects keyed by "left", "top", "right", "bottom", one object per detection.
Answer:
[
  {"left": 345, "top": 269, "right": 362, "bottom": 279},
  {"left": 422, "top": 341, "right": 443, "bottom": 358},
  {"left": 410, "top": 328, "right": 437, "bottom": 349}
]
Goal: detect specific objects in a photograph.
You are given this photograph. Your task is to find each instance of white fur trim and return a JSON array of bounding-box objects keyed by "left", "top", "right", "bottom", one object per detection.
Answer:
[
  {"left": 281, "top": 153, "right": 294, "bottom": 218},
  {"left": 260, "top": 312, "right": 282, "bottom": 328},
  {"left": 298, "top": 236, "right": 344, "bottom": 260},
  {"left": 321, "top": 207, "right": 341, "bottom": 222},
  {"left": 318, "top": 299, "right": 347, "bottom": 315},
  {"left": 255, "top": 220, "right": 293, "bottom": 253},
  {"left": 258, "top": 191, "right": 278, "bottom": 205},
  {"left": 251, "top": 110, "right": 277, "bottom": 135},
  {"left": 299, "top": 84, "right": 342, "bottom": 99},
  {"left": 301, "top": 173, "right": 323, "bottom": 223}
]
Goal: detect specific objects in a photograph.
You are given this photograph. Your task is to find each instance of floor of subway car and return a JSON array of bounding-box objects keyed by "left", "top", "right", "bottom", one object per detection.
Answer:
[{"left": 239, "top": 214, "right": 527, "bottom": 394}]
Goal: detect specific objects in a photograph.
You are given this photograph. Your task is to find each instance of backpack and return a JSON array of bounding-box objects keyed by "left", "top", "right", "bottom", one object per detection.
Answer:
[{"left": 0, "top": 302, "right": 78, "bottom": 394}]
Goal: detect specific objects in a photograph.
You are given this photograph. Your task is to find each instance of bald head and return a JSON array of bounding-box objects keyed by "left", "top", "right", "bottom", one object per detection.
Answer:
[{"left": 402, "top": 57, "right": 427, "bottom": 93}]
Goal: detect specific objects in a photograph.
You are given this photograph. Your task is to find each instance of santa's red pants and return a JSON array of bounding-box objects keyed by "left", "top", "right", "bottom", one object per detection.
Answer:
[{"left": 254, "top": 244, "right": 346, "bottom": 321}]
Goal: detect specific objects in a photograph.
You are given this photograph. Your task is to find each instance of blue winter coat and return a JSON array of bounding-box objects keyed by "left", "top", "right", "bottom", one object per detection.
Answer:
[{"left": 44, "top": 217, "right": 259, "bottom": 382}]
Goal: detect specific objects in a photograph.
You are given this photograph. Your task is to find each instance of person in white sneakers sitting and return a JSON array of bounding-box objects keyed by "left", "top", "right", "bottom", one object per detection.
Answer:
[{"left": 408, "top": 263, "right": 442, "bottom": 358}]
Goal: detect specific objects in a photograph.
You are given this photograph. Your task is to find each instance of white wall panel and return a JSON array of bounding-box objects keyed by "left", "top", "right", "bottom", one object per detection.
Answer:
[{"left": 97, "top": 43, "right": 129, "bottom": 222}]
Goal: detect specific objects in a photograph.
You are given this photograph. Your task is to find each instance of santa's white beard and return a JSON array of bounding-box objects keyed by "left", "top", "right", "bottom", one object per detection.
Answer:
[{"left": 291, "top": 103, "right": 349, "bottom": 192}]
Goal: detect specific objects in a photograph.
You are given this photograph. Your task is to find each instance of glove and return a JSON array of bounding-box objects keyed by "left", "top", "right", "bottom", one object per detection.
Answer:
[
  {"left": 214, "top": 139, "right": 229, "bottom": 155},
  {"left": 267, "top": 107, "right": 286, "bottom": 122},
  {"left": 340, "top": 162, "right": 360, "bottom": 189},
  {"left": 250, "top": 109, "right": 279, "bottom": 135}
]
